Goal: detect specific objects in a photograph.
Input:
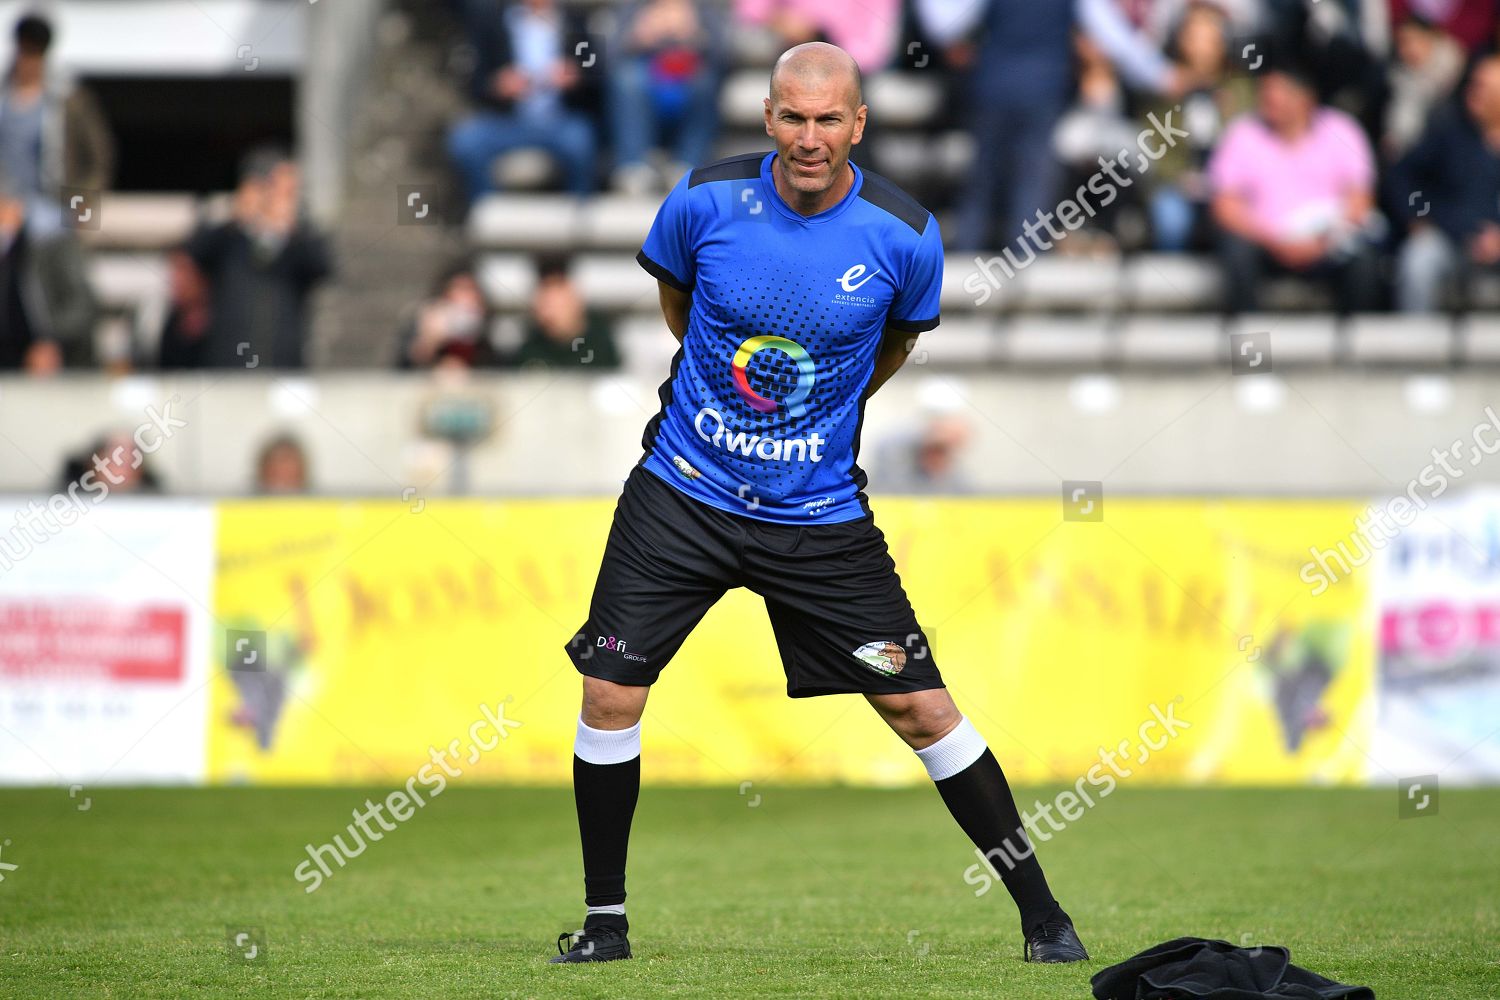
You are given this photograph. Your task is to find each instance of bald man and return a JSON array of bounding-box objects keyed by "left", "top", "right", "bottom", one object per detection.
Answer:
[{"left": 552, "top": 42, "right": 1088, "bottom": 966}]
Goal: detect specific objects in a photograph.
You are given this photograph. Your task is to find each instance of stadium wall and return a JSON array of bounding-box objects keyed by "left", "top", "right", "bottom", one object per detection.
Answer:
[{"left": 4, "top": 372, "right": 1500, "bottom": 495}]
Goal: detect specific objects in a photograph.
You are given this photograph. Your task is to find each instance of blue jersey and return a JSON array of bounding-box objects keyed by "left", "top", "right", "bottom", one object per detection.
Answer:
[{"left": 635, "top": 151, "right": 943, "bottom": 523}]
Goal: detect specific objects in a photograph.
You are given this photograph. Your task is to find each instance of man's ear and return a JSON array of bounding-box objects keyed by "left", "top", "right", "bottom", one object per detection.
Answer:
[
  {"left": 763, "top": 97, "right": 774, "bottom": 138},
  {"left": 851, "top": 104, "right": 869, "bottom": 145}
]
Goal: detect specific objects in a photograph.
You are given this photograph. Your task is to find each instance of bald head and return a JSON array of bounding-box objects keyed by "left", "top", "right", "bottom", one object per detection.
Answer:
[{"left": 769, "top": 42, "right": 862, "bottom": 110}]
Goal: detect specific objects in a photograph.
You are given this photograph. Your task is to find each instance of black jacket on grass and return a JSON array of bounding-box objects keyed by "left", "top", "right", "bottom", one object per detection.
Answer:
[{"left": 1092, "top": 937, "right": 1375, "bottom": 1000}]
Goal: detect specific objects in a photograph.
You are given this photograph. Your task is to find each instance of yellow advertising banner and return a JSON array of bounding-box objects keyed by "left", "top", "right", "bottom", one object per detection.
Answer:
[{"left": 208, "top": 498, "right": 1374, "bottom": 787}]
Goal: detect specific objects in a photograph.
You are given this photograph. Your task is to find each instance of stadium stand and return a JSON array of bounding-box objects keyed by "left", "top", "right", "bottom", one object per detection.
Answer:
[{"left": 2, "top": 0, "right": 1500, "bottom": 487}]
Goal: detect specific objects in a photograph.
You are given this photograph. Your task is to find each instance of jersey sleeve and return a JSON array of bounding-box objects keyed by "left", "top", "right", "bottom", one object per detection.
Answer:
[
  {"left": 887, "top": 215, "right": 943, "bottom": 333},
  {"left": 636, "top": 175, "right": 697, "bottom": 293}
]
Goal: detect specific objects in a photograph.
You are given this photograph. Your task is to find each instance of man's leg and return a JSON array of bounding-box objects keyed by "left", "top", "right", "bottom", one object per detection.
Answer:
[
  {"left": 543, "top": 113, "right": 599, "bottom": 196},
  {"left": 1330, "top": 241, "right": 1382, "bottom": 314},
  {"left": 866, "top": 688, "right": 1087, "bottom": 962},
  {"left": 953, "top": 101, "right": 1014, "bottom": 252},
  {"left": 1218, "top": 231, "right": 1265, "bottom": 314},
  {"left": 555, "top": 466, "right": 738, "bottom": 962},
  {"left": 1396, "top": 227, "right": 1458, "bottom": 312},
  {"left": 574, "top": 676, "right": 650, "bottom": 921},
  {"left": 446, "top": 112, "right": 520, "bottom": 204},
  {"left": 605, "top": 57, "right": 657, "bottom": 176}
]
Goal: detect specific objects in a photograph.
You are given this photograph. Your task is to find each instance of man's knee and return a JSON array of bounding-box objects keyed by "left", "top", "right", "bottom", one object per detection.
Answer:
[
  {"left": 556, "top": 118, "right": 597, "bottom": 162},
  {"left": 580, "top": 675, "right": 648, "bottom": 729},
  {"left": 869, "top": 689, "right": 963, "bottom": 747},
  {"left": 447, "top": 117, "right": 498, "bottom": 165}
]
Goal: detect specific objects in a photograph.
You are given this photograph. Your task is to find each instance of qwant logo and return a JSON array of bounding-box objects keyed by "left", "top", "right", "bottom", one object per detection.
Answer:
[{"left": 731, "top": 335, "right": 815, "bottom": 419}]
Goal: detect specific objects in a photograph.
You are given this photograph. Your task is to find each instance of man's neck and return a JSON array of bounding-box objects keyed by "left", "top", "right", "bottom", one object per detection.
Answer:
[
  {"left": 1271, "top": 114, "right": 1313, "bottom": 143},
  {"left": 1480, "top": 119, "right": 1500, "bottom": 152},
  {"left": 773, "top": 159, "right": 854, "bottom": 217}
]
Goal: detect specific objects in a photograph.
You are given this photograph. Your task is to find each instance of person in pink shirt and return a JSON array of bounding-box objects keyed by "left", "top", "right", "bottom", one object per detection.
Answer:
[
  {"left": 734, "top": 0, "right": 902, "bottom": 72},
  {"left": 1209, "top": 62, "right": 1381, "bottom": 313}
]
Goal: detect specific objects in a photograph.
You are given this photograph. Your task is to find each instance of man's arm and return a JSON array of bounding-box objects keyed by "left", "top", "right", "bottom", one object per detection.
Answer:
[
  {"left": 1076, "top": 0, "right": 1179, "bottom": 96},
  {"left": 657, "top": 280, "right": 691, "bottom": 343},
  {"left": 864, "top": 326, "right": 920, "bottom": 399},
  {"left": 1212, "top": 190, "right": 1326, "bottom": 268}
]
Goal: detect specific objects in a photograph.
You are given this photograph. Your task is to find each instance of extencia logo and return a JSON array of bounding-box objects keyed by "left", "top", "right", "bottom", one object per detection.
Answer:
[{"left": 837, "top": 264, "right": 881, "bottom": 292}]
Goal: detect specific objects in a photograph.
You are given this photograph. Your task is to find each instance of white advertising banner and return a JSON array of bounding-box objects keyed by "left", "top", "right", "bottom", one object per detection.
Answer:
[
  {"left": 1375, "top": 490, "right": 1500, "bottom": 783},
  {"left": 0, "top": 499, "right": 215, "bottom": 784}
]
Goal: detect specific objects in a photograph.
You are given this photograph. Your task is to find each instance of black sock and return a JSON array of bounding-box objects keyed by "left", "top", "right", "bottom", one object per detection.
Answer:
[
  {"left": 572, "top": 753, "right": 640, "bottom": 929},
  {"left": 934, "top": 749, "right": 1062, "bottom": 936}
]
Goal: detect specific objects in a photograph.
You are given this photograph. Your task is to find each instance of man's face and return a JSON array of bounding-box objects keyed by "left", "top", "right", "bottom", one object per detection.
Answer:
[
  {"left": 12, "top": 49, "right": 44, "bottom": 84},
  {"left": 1258, "top": 73, "right": 1313, "bottom": 133},
  {"left": 266, "top": 162, "right": 300, "bottom": 206},
  {"left": 260, "top": 446, "right": 306, "bottom": 494},
  {"left": 1466, "top": 60, "right": 1500, "bottom": 126},
  {"left": 0, "top": 195, "right": 23, "bottom": 233},
  {"left": 99, "top": 436, "right": 143, "bottom": 492},
  {"left": 764, "top": 74, "right": 866, "bottom": 199}
]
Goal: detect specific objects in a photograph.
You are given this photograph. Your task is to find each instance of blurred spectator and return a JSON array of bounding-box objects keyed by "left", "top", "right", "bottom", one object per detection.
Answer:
[
  {"left": 58, "top": 431, "right": 163, "bottom": 496},
  {"left": 1208, "top": 64, "right": 1380, "bottom": 313},
  {"left": 1130, "top": 0, "right": 1262, "bottom": 47},
  {"left": 1389, "top": 0, "right": 1495, "bottom": 53},
  {"left": 397, "top": 261, "right": 495, "bottom": 369},
  {"left": 185, "top": 147, "right": 333, "bottom": 369},
  {"left": 450, "top": 0, "right": 504, "bottom": 39},
  {"left": 447, "top": 0, "right": 598, "bottom": 203},
  {"left": 919, "top": 0, "right": 1181, "bottom": 251},
  {"left": 1306, "top": 0, "right": 1391, "bottom": 115},
  {"left": 1052, "top": 33, "right": 1140, "bottom": 253},
  {"left": 735, "top": 0, "right": 902, "bottom": 73},
  {"left": 1391, "top": 55, "right": 1500, "bottom": 312},
  {"left": 155, "top": 250, "right": 213, "bottom": 370},
  {"left": 0, "top": 183, "right": 96, "bottom": 373},
  {"left": 254, "top": 434, "right": 311, "bottom": 495},
  {"left": 608, "top": 0, "right": 726, "bottom": 194},
  {"left": 875, "top": 413, "right": 972, "bottom": 493},
  {"left": 1144, "top": 1, "right": 1254, "bottom": 251},
  {"left": 509, "top": 254, "right": 619, "bottom": 370},
  {"left": 1382, "top": 13, "right": 1464, "bottom": 159},
  {"left": 0, "top": 12, "right": 114, "bottom": 238}
]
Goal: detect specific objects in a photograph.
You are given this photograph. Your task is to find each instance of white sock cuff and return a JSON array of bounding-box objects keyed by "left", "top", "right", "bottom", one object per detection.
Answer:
[
  {"left": 575, "top": 717, "right": 642, "bottom": 765},
  {"left": 914, "top": 716, "right": 987, "bottom": 781}
]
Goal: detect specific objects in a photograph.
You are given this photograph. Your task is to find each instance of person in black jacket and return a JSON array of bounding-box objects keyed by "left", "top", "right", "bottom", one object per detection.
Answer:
[
  {"left": 1392, "top": 54, "right": 1500, "bottom": 312},
  {"left": 446, "top": 0, "right": 600, "bottom": 202},
  {"left": 0, "top": 184, "right": 96, "bottom": 373},
  {"left": 184, "top": 146, "right": 333, "bottom": 370}
]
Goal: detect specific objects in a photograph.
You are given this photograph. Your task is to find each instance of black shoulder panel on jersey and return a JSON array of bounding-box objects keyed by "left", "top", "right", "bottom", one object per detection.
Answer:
[
  {"left": 688, "top": 151, "right": 766, "bottom": 188},
  {"left": 857, "top": 170, "right": 931, "bottom": 235}
]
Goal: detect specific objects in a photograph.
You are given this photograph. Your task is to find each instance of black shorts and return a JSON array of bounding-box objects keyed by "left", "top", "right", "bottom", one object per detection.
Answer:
[{"left": 565, "top": 466, "right": 943, "bottom": 698}]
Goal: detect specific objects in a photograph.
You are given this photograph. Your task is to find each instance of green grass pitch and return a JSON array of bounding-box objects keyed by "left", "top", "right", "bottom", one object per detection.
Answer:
[{"left": 1, "top": 785, "right": 1496, "bottom": 998}]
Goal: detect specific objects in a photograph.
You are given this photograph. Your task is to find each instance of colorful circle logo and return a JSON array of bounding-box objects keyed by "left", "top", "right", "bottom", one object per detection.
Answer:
[{"left": 731, "top": 336, "right": 816, "bottom": 419}]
